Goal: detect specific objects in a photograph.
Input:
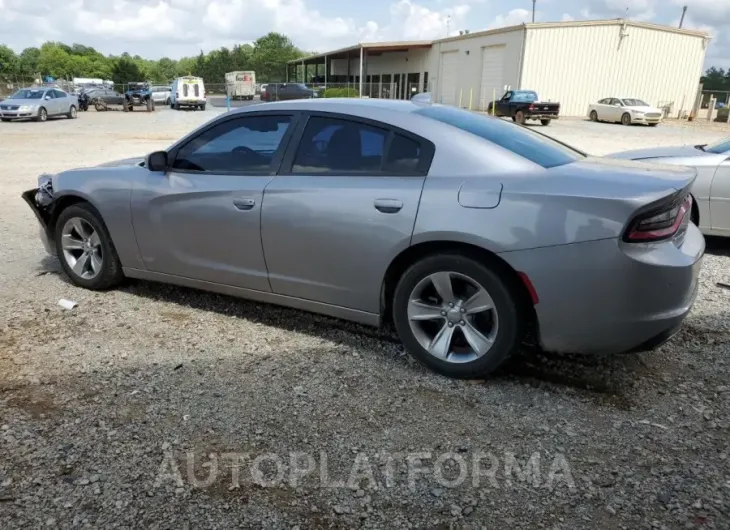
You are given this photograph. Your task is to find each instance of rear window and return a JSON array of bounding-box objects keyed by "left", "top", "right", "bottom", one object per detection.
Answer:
[{"left": 415, "top": 105, "right": 585, "bottom": 169}]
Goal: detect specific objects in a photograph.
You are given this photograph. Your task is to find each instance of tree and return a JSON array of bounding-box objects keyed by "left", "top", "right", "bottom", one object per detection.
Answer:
[
  {"left": 0, "top": 45, "right": 19, "bottom": 78},
  {"left": 19, "top": 47, "right": 41, "bottom": 77},
  {"left": 251, "top": 32, "right": 306, "bottom": 82},
  {"left": 111, "top": 57, "right": 144, "bottom": 86}
]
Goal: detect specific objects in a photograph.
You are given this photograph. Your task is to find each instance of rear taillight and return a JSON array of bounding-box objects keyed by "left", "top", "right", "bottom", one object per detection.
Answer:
[
  {"left": 624, "top": 194, "right": 692, "bottom": 243},
  {"left": 529, "top": 104, "right": 535, "bottom": 110}
]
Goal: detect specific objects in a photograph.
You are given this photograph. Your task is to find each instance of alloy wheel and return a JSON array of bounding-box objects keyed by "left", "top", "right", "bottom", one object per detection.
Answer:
[
  {"left": 407, "top": 271, "right": 499, "bottom": 363},
  {"left": 61, "top": 217, "right": 103, "bottom": 280}
]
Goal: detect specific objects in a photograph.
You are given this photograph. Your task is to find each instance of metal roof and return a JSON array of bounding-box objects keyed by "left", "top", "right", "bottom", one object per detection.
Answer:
[
  {"left": 287, "top": 41, "right": 433, "bottom": 64},
  {"left": 288, "top": 18, "right": 710, "bottom": 64}
]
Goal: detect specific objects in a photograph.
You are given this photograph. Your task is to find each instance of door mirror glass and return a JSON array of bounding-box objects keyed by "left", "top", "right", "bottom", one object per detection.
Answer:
[{"left": 147, "top": 151, "right": 168, "bottom": 172}]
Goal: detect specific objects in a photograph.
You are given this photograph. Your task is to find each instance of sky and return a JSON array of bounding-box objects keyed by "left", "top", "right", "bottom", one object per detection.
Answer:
[{"left": 1, "top": 0, "right": 728, "bottom": 69}]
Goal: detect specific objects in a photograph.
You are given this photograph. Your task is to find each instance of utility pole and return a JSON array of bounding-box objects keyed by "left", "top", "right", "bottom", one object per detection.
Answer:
[
  {"left": 679, "top": 5, "right": 687, "bottom": 28},
  {"left": 532, "top": 0, "right": 536, "bottom": 23}
]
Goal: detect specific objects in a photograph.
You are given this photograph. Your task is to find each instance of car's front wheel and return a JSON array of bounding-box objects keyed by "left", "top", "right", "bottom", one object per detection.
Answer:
[
  {"left": 67, "top": 105, "right": 77, "bottom": 119},
  {"left": 590, "top": 110, "right": 598, "bottom": 121},
  {"left": 621, "top": 112, "right": 631, "bottom": 126},
  {"left": 35, "top": 107, "right": 48, "bottom": 122},
  {"left": 392, "top": 254, "right": 522, "bottom": 379},
  {"left": 54, "top": 203, "right": 124, "bottom": 290}
]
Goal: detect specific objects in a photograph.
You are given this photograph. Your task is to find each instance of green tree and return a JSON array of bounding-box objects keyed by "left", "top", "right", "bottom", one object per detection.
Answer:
[
  {"left": 0, "top": 45, "right": 19, "bottom": 78},
  {"left": 19, "top": 47, "right": 41, "bottom": 77},
  {"left": 111, "top": 57, "right": 144, "bottom": 86},
  {"left": 251, "top": 32, "right": 306, "bottom": 82}
]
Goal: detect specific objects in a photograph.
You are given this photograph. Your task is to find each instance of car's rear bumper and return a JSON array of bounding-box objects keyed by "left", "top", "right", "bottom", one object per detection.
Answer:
[
  {"left": 176, "top": 99, "right": 205, "bottom": 105},
  {"left": 499, "top": 223, "right": 704, "bottom": 355},
  {"left": 527, "top": 114, "right": 559, "bottom": 120}
]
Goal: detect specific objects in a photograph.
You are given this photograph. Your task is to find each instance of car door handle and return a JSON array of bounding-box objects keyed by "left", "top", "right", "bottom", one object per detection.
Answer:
[
  {"left": 374, "top": 199, "right": 403, "bottom": 213},
  {"left": 233, "top": 198, "right": 256, "bottom": 210}
]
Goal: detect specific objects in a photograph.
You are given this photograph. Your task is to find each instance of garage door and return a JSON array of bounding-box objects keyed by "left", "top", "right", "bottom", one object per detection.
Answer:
[
  {"left": 438, "top": 51, "right": 459, "bottom": 106},
  {"left": 479, "top": 45, "right": 506, "bottom": 110}
]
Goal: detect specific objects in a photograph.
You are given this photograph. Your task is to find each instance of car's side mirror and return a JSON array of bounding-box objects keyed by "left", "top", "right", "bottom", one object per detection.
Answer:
[
  {"left": 45, "top": 95, "right": 51, "bottom": 100},
  {"left": 147, "top": 151, "right": 168, "bottom": 172}
]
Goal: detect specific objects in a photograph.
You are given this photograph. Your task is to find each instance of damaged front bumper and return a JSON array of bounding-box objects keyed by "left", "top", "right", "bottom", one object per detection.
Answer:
[{"left": 21, "top": 182, "right": 56, "bottom": 256}]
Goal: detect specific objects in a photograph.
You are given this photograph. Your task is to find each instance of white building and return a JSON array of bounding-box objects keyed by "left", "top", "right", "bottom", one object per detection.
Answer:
[{"left": 288, "top": 19, "right": 710, "bottom": 117}]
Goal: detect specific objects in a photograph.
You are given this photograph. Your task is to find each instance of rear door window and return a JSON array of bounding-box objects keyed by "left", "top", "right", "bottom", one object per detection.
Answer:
[{"left": 415, "top": 105, "right": 585, "bottom": 169}]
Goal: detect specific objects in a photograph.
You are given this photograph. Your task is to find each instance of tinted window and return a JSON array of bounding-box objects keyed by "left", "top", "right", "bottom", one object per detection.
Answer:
[
  {"left": 511, "top": 91, "right": 538, "bottom": 103},
  {"left": 706, "top": 139, "right": 730, "bottom": 154},
  {"left": 10, "top": 89, "right": 45, "bottom": 99},
  {"left": 415, "top": 105, "right": 585, "bottom": 169},
  {"left": 172, "top": 115, "right": 292, "bottom": 173},
  {"left": 384, "top": 134, "right": 422, "bottom": 173},
  {"left": 45, "top": 90, "right": 56, "bottom": 99},
  {"left": 53, "top": 89, "right": 67, "bottom": 98},
  {"left": 622, "top": 98, "right": 649, "bottom": 107},
  {"left": 598, "top": 98, "right": 608, "bottom": 104},
  {"left": 292, "top": 116, "right": 387, "bottom": 173}
]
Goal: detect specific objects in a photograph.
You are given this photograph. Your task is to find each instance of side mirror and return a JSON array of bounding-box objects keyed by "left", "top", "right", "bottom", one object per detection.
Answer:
[
  {"left": 45, "top": 95, "right": 51, "bottom": 100},
  {"left": 146, "top": 151, "right": 168, "bottom": 172}
]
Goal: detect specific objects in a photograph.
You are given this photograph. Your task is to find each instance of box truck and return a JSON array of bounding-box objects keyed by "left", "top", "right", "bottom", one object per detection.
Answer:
[{"left": 226, "top": 71, "right": 256, "bottom": 101}]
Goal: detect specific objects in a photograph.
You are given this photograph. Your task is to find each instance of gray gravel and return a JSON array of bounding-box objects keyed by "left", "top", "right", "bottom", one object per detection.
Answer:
[{"left": 1, "top": 111, "right": 729, "bottom": 529}]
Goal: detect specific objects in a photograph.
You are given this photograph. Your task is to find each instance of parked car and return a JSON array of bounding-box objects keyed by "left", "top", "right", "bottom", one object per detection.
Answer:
[
  {"left": 0, "top": 87, "right": 78, "bottom": 122},
  {"left": 588, "top": 97, "right": 663, "bottom": 126},
  {"left": 260, "top": 83, "right": 319, "bottom": 102},
  {"left": 170, "top": 76, "right": 206, "bottom": 110},
  {"left": 606, "top": 138, "right": 730, "bottom": 237},
  {"left": 150, "top": 85, "right": 172, "bottom": 105},
  {"left": 486, "top": 90, "right": 560, "bottom": 126},
  {"left": 21, "top": 99, "right": 703, "bottom": 379},
  {"left": 81, "top": 87, "right": 126, "bottom": 111}
]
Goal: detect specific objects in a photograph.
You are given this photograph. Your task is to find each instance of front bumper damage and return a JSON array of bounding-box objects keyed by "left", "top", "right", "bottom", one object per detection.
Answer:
[{"left": 21, "top": 180, "right": 56, "bottom": 255}]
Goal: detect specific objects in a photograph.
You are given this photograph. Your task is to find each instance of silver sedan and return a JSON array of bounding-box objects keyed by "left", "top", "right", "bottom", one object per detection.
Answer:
[
  {"left": 1, "top": 87, "right": 78, "bottom": 122},
  {"left": 607, "top": 138, "right": 730, "bottom": 237},
  {"left": 22, "top": 99, "right": 704, "bottom": 378}
]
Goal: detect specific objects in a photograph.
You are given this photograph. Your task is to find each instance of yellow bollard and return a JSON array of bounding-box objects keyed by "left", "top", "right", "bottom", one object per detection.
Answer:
[
  {"left": 492, "top": 88, "right": 496, "bottom": 115},
  {"left": 459, "top": 89, "right": 463, "bottom": 108},
  {"left": 469, "top": 88, "right": 473, "bottom": 110}
]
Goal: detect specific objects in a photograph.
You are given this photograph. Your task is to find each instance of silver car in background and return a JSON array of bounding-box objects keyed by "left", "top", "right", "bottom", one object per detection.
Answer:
[
  {"left": 0, "top": 87, "right": 78, "bottom": 122},
  {"left": 607, "top": 138, "right": 730, "bottom": 237},
  {"left": 21, "top": 99, "right": 703, "bottom": 379},
  {"left": 150, "top": 85, "right": 172, "bottom": 106}
]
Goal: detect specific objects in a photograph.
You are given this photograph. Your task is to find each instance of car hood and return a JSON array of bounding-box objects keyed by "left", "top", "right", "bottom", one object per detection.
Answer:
[
  {"left": 605, "top": 145, "right": 709, "bottom": 160},
  {"left": 1, "top": 98, "right": 42, "bottom": 106},
  {"left": 95, "top": 156, "right": 145, "bottom": 168}
]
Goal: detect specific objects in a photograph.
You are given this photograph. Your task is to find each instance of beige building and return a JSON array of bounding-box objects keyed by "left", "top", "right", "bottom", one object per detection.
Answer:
[{"left": 288, "top": 19, "right": 710, "bottom": 117}]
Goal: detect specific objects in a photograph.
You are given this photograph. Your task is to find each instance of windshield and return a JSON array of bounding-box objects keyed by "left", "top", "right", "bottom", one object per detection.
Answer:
[
  {"left": 415, "top": 105, "right": 585, "bottom": 169},
  {"left": 621, "top": 99, "right": 649, "bottom": 107},
  {"left": 705, "top": 138, "right": 730, "bottom": 154},
  {"left": 9, "top": 88, "right": 46, "bottom": 100}
]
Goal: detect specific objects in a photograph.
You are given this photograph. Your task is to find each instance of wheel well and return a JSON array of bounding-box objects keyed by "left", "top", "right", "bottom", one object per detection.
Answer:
[
  {"left": 690, "top": 195, "right": 699, "bottom": 226},
  {"left": 49, "top": 196, "right": 93, "bottom": 234},
  {"left": 380, "top": 241, "right": 538, "bottom": 333}
]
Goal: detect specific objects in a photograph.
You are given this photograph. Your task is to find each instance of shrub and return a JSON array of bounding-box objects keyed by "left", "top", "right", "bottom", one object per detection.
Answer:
[{"left": 321, "top": 87, "right": 359, "bottom": 98}]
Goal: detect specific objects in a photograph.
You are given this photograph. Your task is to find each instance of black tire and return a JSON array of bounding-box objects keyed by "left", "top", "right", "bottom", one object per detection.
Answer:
[
  {"left": 392, "top": 253, "right": 522, "bottom": 379},
  {"left": 171, "top": 102, "right": 176, "bottom": 110},
  {"left": 1, "top": 118, "right": 10, "bottom": 122},
  {"left": 35, "top": 107, "right": 48, "bottom": 122},
  {"left": 621, "top": 112, "right": 631, "bottom": 126},
  {"left": 67, "top": 105, "right": 77, "bottom": 119},
  {"left": 648, "top": 123, "right": 658, "bottom": 127},
  {"left": 146, "top": 99, "right": 153, "bottom": 112},
  {"left": 165, "top": 98, "right": 170, "bottom": 105},
  {"left": 589, "top": 110, "right": 598, "bottom": 122},
  {"left": 54, "top": 203, "right": 124, "bottom": 290},
  {"left": 201, "top": 104, "right": 206, "bottom": 111},
  {"left": 540, "top": 119, "right": 551, "bottom": 126},
  {"left": 514, "top": 110, "right": 526, "bottom": 125}
]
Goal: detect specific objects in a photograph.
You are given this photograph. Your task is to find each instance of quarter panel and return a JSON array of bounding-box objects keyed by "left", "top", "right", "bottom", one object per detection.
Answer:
[{"left": 710, "top": 162, "right": 730, "bottom": 233}]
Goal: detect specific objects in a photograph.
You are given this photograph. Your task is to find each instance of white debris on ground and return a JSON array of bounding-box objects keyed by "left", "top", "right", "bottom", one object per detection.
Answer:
[{"left": 0, "top": 110, "right": 728, "bottom": 529}]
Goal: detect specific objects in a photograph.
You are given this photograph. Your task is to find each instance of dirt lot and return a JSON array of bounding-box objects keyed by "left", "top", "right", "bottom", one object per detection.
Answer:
[{"left": 1, "top": 109, "right": 729, "bottom": 529}]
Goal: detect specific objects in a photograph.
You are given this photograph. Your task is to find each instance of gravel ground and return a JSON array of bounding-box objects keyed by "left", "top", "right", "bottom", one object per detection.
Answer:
[{"left": 1, "top": 110, "right": 729, "bottom": 529}]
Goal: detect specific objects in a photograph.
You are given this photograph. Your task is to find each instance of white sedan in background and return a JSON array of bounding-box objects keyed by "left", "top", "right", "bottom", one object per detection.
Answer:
[{"left": 588, "top": 97, "right": 663, "bottom": 126}]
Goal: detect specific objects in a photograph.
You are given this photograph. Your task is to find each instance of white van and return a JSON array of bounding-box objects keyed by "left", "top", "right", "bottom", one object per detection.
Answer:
[{"left": 170, "top": 76, "right": 206, "bottom": 110}]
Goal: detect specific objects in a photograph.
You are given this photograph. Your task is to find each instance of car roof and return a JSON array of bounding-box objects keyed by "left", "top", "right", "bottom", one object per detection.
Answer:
[{"left": 231, "top": 98, "right": 426, "bottom": 115}]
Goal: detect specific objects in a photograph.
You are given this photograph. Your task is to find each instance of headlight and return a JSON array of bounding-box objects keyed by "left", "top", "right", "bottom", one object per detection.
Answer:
[
  {"left": 631, "top": 110, "right": 644, "bottom": 115},
  {"left": 19, "top": 105, "right": 36, "bottom": 111}
]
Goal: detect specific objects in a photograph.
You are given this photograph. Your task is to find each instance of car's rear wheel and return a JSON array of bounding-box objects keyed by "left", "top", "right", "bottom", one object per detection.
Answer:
[
  {"left": 540, "top": 119, "right": 551, "bottom": 126},
  {"left": 392, "top": 254, "right": 522, "bottom": 379},
  {"left": 590, "top": 110, "right": 598, "bottom": 121},
  {"left": 515, "top": 110, "right": 526, "bottom": 125},
  {"left": 55, "top": 203, "right": 124, "bottom": 290},
  {"left": 35, "top": 107, "right": 47, "bottom": 122},
  {"left": 621, "top": 112, "right": 631, "bottom": 126}
]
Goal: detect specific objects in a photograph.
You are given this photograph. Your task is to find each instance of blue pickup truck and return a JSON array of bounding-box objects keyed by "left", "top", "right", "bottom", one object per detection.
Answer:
[
  {"left": 486, "top": 90, "right": 560, "bottom": 126},
  {"left": 123, "top": 82, "right": 155, "bottom": 112}
]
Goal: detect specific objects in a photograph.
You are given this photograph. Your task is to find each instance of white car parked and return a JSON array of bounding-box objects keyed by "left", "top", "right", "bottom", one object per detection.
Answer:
[
  {"left": 587, "top": 97, "right": 663, "bottom": 126},
  {"left": 150, "top": 85, "right": 172, "bottom": 105}
]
